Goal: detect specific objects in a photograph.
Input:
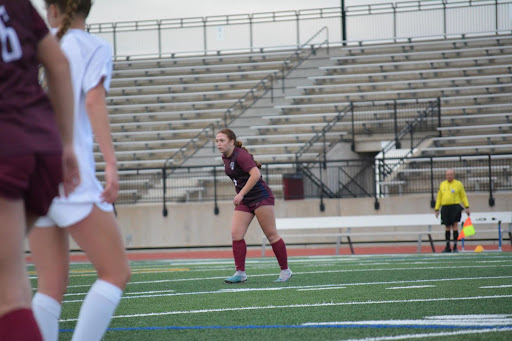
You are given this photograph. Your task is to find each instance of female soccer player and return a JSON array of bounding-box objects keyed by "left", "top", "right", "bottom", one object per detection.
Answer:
[
  {"left": 0, "top": 1, "right": 79, "bottom": 339},
  {"left": 216, "top": 128, "right": 292, "bottom": 283},
  {"left": 28, "top": 1, "right": 131, "bottom": 340}
]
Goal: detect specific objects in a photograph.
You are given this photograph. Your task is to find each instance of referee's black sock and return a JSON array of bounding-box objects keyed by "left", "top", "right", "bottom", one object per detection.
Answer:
[
  {"left": 445, "top": 230, "right": 451, "bottom": 247},
  {"left": 453, "top": 231, "right": 458, "bottom": 247}
]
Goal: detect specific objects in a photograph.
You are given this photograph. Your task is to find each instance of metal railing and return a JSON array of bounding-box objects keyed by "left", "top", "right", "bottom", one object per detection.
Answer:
[
  {"left": 87, "top": 0, "right": 512, "bottom": 59},
  {"left": 159, "top": 26, "right": 330, "bottom": 173},
  {"left": 109, "top": 154, "right": 512, "bottom": 215}
]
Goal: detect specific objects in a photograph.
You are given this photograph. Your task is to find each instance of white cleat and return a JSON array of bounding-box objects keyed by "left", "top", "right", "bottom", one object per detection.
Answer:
[{"left": 275, "top": 269, "right": 293, "bottom": 282}]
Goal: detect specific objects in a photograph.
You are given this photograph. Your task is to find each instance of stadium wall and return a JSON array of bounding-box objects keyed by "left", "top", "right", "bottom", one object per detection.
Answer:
[{"left": 97, "top": 192, "right": 512, "bottom": 249}]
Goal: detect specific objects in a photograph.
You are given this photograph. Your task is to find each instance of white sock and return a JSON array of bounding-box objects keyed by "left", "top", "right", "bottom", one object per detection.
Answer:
[
  {"left": 235, "top": 270, "right": 246, "bottom": 276},
  {"left": 32, "top": 292, "right": 62, "bottom": 341},
  {"left": 71, "top": 279, "right": 123, "bottom": 341}
]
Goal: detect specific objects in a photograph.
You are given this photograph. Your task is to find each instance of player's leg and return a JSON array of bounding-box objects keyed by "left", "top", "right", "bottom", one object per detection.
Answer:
[
  {"left": 452, "top": 222, "right": 459, "bottom": 252},
  {"left": 67, "top": 205, "right": 130, "bottom": 341},
  {"left": 0, "top": 197, "right": 42, "bottom": 340},
  {"left": 225, "top": 210, "right": 254, "bottom": 284},
  {"left": 28, "top": 226, "right": 69, "bottom": 341},
  {"left": 443, "top": 224, "right": 452, "bottom": 252},
  {"left": 25, "top": 152, "right": 69, "bottom": 340},
  {"left": 254, "top": 205, "right": 292, "bottom": 282}
]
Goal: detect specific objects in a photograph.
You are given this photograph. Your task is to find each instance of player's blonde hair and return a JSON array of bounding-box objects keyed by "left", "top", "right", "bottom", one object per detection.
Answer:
[
  {"left": 44, "top": 0, "right": 92, "bottom": 40},
  {"left": 217, "top": 128, "right": 261, "bottom": 169}
]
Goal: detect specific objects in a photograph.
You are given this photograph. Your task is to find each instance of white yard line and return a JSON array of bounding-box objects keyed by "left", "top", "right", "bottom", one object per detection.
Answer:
[
  {"left": 60, "top": 275, "right": 512, "bottom": 297},
  {"left": 338, "top": 328, "right": 512, "bottom": 341},
  {"left": 386, "top": 285, "right": 436, "bottom": 290},
  {"left": 53, "top": 263, "right": 512, "bottom": 283},
  {"left": 480, "top": 284, "right": 512, "bottom": 289},
  {"left": 125, "top": 289, "right": 175, "bottom": 295},
  {"left": 59, "top": 295, "right": 512, "bottom": 322},
  {"left": 298, "top": 286, "right": 346, "bottom": 291},
  {"left": 304, "top": 315, "right": 512, "bottom": 327}
]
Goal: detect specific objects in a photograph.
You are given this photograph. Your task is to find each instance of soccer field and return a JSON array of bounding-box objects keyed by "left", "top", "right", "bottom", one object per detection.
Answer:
[{"left": 30, "top": 252, "right": 512, "bottom": 340}]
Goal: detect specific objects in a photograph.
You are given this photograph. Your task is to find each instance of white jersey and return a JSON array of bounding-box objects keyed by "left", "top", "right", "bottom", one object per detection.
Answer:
[{"left": 52, "top": 28, "right": 112, "bottom": 205}]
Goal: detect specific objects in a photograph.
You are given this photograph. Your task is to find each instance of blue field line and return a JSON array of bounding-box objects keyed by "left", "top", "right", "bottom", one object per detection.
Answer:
[{"left": 59, "top": 324, "right": 512, "bottom": 333}]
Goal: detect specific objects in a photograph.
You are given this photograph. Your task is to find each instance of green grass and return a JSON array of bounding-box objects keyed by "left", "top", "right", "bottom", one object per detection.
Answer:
[{"left": 30, "top": 252, "right": 512, "bottom": 340}]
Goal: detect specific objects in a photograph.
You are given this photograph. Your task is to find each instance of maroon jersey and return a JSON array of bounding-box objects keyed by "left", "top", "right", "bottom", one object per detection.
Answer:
[
  {"left": 0, "top": 0, "right": 62, "bottom": 157},
  {"left": 222, "top": 147, "right": 273, "bottom": 204}
]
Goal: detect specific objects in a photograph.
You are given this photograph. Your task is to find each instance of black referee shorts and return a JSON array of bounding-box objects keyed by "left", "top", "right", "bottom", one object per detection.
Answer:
[{"left": 441, "top": 204, "right": 463, "bottom": 226}]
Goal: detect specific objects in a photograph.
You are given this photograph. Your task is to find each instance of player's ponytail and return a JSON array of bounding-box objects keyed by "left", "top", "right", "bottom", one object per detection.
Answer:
[
  {"left": 44, "top": 0, "right": 92, "bottom": 40},
  {"left": 57, "top": 0, "right": 78, "bottom": 40},
  {"left": 218, "top": 128, "right": 261, "bottom": 169}
]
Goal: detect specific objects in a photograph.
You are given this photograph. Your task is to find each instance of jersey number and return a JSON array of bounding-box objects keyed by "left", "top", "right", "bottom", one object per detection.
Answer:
[
  {"left": 0, "top": 6, "right": 23, "bottom": 63},
  {"left": 233, "top": 179, "right": 238, "bottom": 187}
]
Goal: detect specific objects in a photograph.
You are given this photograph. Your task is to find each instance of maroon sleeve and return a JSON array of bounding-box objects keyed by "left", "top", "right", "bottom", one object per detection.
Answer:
[
  {"left": 237, "top": 149, "right": 257, "bottom": 174},
  {"left": 31, "top": 3, "right": 49, "bottom": 42}
]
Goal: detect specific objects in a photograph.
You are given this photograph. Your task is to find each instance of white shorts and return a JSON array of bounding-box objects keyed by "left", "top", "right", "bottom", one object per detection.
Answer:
[{"left": 35, "top": 201, "right": 113, "bottom": 228}]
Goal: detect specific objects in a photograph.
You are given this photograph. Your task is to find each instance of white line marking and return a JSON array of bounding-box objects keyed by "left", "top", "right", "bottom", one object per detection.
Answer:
[
  {"left": 480, "top": 284, "right": 512, "bottom": 289},
  {"left": 297, "top": 287, "right": 346, "bottom": 291},
  {"left": 125, "top": 289, "right": 175, "bottom": 295},
  {"left": 111, "top": 268, "right": 512, "bottom": 288},
  {"left": 304, "top": 316, "right": 512, "bottom": 326},
  {"left": 425, "top": 314, "right": 512, "bottom": 319},
  {"left": 29, "top": 254, "right": 512, "bottom": 279},
  {"left": 386, "top": 285, "right": 436, "bottom": 290},
  {"left": 60, "top": 275, "right": 512, "bottom": 300},
  {"left": 338, "top": 328, "right": 512, "bottom": 341},
  {"left": 58, "top": 295, "right": 512, "bottom": 322}
]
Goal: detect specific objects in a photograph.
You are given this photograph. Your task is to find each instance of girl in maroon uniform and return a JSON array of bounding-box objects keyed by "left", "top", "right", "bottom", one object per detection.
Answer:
[
  {"left": 216, "top": 128, "right": 292, "bottom": 283},
  {"left": 0, "top": 1, "right": 79, "bottom": 339}
]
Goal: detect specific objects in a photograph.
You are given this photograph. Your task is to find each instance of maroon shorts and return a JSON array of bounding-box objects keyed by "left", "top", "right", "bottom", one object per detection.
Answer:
[
  {"left": 235, "top": 196, "right": 275, "bottom": 214},
  {"left": 0, "top": 153, "right": 62, "bottom": 216}
]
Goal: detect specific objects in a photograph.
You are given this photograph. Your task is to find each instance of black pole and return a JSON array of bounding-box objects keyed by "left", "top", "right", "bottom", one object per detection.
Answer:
[
  {"left": 213, "top": 166, "right": 220, "bottom": 215},
  {"left": 430, "top": 157, "right": 435, "bottom": 208},
  {"left": 374, "top": 160, "right": 380, "bottom": 210},
  {"left": 323, "top": 131, "right": 327, "bottom": 170},
  {"left": 437, "top": 97, "right": 442, "bottom": 137},
  {"left": 350, "top": 103, "right": 355, "bottom": 152},
  {"left": 394, "top": 100, "right": 401, "bottom": 149},
  {"left": 341, "top": 0, "right": 347, "bottom": 46},
  {"left": 162, "top": 168, "right": 168, "bottom": 217},
  {"left": 488, "top": 154, "right": 495, "bottom": 207},
  {"left": 319, "top": 162, "right": 325, "bottom": 212}
]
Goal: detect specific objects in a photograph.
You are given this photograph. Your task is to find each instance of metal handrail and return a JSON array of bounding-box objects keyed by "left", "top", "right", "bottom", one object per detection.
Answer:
[
  {"left": 295, "top": 103, "right": 351, "bottom": 162},
  {"left": 164, "top": 26, "right": 330, "bottom": 169},
  {"left": 87, "top": 0, "right": 512, "bottom": 59}
]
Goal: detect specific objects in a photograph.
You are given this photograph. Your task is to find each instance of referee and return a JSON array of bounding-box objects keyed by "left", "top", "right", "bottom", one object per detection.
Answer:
[{"left": 434, "top": 168, "right": 470, "bottom": 253}]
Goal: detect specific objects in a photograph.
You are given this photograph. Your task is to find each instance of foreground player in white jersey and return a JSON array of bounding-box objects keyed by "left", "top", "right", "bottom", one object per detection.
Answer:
[{"left": 28, "top": 1, "right": 131, "bottom": 340}]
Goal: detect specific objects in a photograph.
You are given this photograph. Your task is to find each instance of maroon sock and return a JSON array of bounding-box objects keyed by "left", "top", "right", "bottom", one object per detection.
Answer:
[
  {"left": 232, "top": 239, "right": 247, "bottom": 271},
  {"left": 271, "top": 238, "right": 288, "bottom": 270},
  {"left": 0, "top": 308, "right": 42, "bottom": 341}
]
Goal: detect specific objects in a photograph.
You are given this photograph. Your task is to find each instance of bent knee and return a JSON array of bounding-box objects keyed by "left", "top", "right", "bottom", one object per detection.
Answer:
[
  {"left": 231, "top": 233, "right": 245, "bottom": 241},
  {"left": 267, "top": 233, "right": 281, "bottom": 244},
  {"left": 98, "top": 262, "right": 131, "bottom": 290}
]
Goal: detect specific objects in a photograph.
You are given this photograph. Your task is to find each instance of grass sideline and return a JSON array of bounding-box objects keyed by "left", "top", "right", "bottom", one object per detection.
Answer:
[{"left": 28, "top": 252, "right": 512, "bottom": 340}]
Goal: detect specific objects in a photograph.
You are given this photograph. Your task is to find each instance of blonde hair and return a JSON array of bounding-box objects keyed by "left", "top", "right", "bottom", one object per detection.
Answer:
[{"left": 218, "top": 128, "right": 261, "bottom": 169}]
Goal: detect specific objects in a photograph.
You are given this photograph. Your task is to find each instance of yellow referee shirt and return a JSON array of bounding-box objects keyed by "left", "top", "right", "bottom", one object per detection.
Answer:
[{"left": 434, "top": 179, "right": 470, "bottom": 211}]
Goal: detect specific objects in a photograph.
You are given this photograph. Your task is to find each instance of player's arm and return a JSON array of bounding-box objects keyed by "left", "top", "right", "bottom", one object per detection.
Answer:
[
  {"left": 86, "top": 81, "right": 118, "bottom": 203},
  {"left": 459, "top": 182, "right": 470, "bottom": 215},
  {"left": 239, "top": 167, "right": 260, "bottom": 197}
]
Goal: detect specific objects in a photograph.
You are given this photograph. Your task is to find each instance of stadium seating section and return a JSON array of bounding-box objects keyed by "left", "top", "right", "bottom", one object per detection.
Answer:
[{"left": 99, "top": 34, "right": 512, "bottom": 202}]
